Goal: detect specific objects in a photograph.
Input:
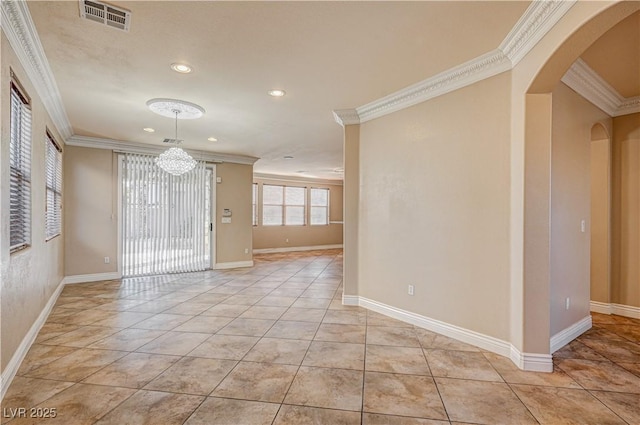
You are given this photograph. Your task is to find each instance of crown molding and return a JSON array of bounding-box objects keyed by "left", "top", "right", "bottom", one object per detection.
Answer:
[
  {"left": 354, "top": 49, "right": 510, "bottom": 124},
  {"left": 561, "top": 58, "right": 639, "bottom": 117},
  {"left": 67, "top": 135, "right": 259, "bottom": 165},
  {"left": 253, "top": 172, "right": 343, "bottom": 185},
  {"left": 499, "top": 0, "right": 576, "bottom": 66},
  {"left": 333, "top": 0, "right": 578, "bottom": 125},
  {"left": 333, "top": 109, "right": 360, "bottom": 127},
  {"left": 1, "top": 0, "right": 73, "bottom": 139}
]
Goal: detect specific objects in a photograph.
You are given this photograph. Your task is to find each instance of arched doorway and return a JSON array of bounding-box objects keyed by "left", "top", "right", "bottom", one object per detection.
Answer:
[{"left": 517, "top": 1, "right": 639, "bottom": 368}]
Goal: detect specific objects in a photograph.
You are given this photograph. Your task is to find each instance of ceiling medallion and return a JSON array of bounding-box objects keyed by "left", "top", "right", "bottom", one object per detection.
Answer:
[{"left": 147, "top": 98, "right": 205, "bottom": 176}]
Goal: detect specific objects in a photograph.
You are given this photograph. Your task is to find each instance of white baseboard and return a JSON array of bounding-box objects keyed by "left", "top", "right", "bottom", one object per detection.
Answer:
[
  {"left": 341, "top": 295, "right": 553, "bottom": 372},
  {"left": 590, "top": 301, "right": 640, "bottom": 319},
  {"left": 253, "top": 244, "right": 343, "bottom": 254},
  {"left": 62, "top": 272, "right": 121, "bottom": 285},
  {"left": 590, "top": 300, "right": 612, "bottom": 315},
  {"left": 510, "top": 347, "right": 553, "bottom": 373},
  {"left": 550, "top": 315, "right": 592, "bottom": 353},
  {"left": 1, "top": 279, "right": 65, "bottom": 400},
  {"left": 215, "top": 261, "right": 254, "bottom": 270}
]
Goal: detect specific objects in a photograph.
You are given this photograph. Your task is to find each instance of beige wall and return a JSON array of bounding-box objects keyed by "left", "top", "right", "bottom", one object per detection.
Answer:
[
  {"left": 64, "top": 146, "right": 118, "bottom": 276},
  {"left": 590, "top": 131, "right": 611, "bottom": 304},
  {"left": 216, "top": 163, "right": 254, "bottom": 265},
  {"left": 63, "top": 150, "right": 254, "bottom": 272},
  {"left": 549, "top": 82, "right": 611, "bottom": 336},
  {"left": 252, "top": 176, "right": 343, "bottom": 250},
  {"left": 1, "top": 33, "right": 65, "bottom": 372},
  {"left": 358, "top": 72, "right": 512, "bottom": 341},
  {"left": 612, "top": 113, "right": 640, "bottom": 308}
]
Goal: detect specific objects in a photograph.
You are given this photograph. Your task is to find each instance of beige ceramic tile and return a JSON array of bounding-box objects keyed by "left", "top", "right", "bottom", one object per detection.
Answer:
[
  {"left": 218, "top": 318, "right": 276, "bottom": 337},
  {"left": 40, "top": 325, "right": 119, "bottom": 348},
  {"left": 274, "top": 405, "right": 361, "bottom": 425},
  {"left": 591, "top": 390, "right": 640, "bottom": 425},
  {"left": 435, "top": 377, "right": 537, "bottom": 425},
  {"left": 280, "top": 308, "right": 326, "bottom": 322},
  {"left": 213, "top": 361, "right": 298, "bottom": 403},
  {"left": 82, "top": 352, "right": 179, "bottom": 388},
  {"left": 188, "top": 334, "right": 259, "bottom": 360},
  {"left": 553, "top": 340, "right": 610, "bottom": 361},
  {"left": 363, "top": 372, "right": 446, "bottom": 420},
  {"left": 145, "top": 356, "right": 237, "bottom": 395},
  {"left": 1, "top": 376, "right": 74, "bottom": 419},
  {"left": 256, "top": 296, "right": 299, "bottom": 307},
  {"left": 366, "top": 345, "right": 430, "bottom": 375},
  {"left": 291, "top": 298, "right": 331, "bottom": 309},
  {"left": 16, "top": 344, "right": 78, "bottom": 375},
  {"left": 512, "top": 384, "right": 628, "bottom": 425},
  {"left": 173, "top": 315, "right": 233, "bottom": 333},
  {"left": 415, "top": 328, "right": 481, "bottom": 352},
  {"left": 25, "top": 348, "right": 127, "bottom": 382},
  {"left": 88, "top": 328, "right": 166, "bottom": 351},
  {"left": 555, "top": 358, "right": 640, "bottom": 393},
  {"left": 483, "top": 352, "right": 579, "bottom": 387},
  {"left": 618, "top": 362, "right": 640, "bottom": 377},
  {"left": 243, "top": 337, "right": 311, "bottom": 365},
  {"left": 578, "top": 337, "right": 640, "bottom": 363},
  {"left": 201, "top": 303, "right": 251, "bottom": 317},
  {"left": 314, "top": 323, "right": 365, "bottom": 343},
  {"left": 136, "top": 331, "right": 211, "bottom": 356},
  {"left": 163, "top": 302, "right": 212, "bottom": 315},
  {"left": 366, "top": 312, "right": 413, "bottom": 328},
  {"left": 367, "top": 326, "right": 420, "bottom": 347},
  {"left": 285, "top": 366, "right": 363, "bottom": 411},
  {"left": 88, "top": 311, "right": 154, "bottom": 328},
  {"left": 94, "top": 390, "right": 203, "bottom": 425},
  {"left": 302, "top": 341, "right": 365, "bottom": 370},
  {"left": 363, "top": 413, "right": 449, "bottom": 425},
  {"left": 425, "top": 350, "right": 502, "bottom": 381},
  {"left": 129, "top": 313, "right": 192, "bottom": 331},
  {"left": 322, "top": 310, "right": 367, "bottom": 325},
  {"left": 5, "top": 383, "right": 135, "bottom": 425},
  {"left": 184, "top": 397, "right": 280, "bottom": 425},
  {"left": 239, "top": 305, "right": 288, "bottom": 320},
  {"left": 34, "top": 323, "right": 80, "bottom": 343},
  {"left": 265, "top": 320, "right": 320, "bottom": 340}
]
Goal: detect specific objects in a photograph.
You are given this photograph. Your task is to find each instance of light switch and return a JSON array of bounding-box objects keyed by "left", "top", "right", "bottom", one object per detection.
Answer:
[{"left": 581, "top": 220, "right": 586, "bottom": 233}]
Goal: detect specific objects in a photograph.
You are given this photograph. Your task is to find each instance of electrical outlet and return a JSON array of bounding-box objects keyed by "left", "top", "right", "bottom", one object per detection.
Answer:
[
  {"left": 408, "top": 285, "right": 415, "bottom": 296},
  {"left": 565, "top": 297, "right": 570, "bottom": 310},
  {"left": 285, "top": 238, "right": 289, "bottom": 243},
  {"left": 244, "top": 248, "right": 249, "bottom": 254},
  {"left": 580, "top": 220, "right": 586, "bottom": 233},
  {"left": 104, "top": 256, "right": 110, "bottom": 264}
]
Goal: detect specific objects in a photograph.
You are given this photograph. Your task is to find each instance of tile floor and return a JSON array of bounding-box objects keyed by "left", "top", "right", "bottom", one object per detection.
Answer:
[{"left": 2, "top": 250, "right": 639, "bottom": 424}]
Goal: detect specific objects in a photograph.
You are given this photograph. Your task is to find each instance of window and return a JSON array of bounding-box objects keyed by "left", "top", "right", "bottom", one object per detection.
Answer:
[
  {"left": 262, "top": 184, "right": 306, "bottom": 226},
  {"left": 310, "top": 188, "right": 330, "bottom": 225},
  {"left": 9, "top": 80, "right": 32, "bottom": 252},
  {"left": 45, "top": 132, "right": 63, "bottom": 239},
  {"left": 252, "top": 183, "right": 258, "bottom": 226}
]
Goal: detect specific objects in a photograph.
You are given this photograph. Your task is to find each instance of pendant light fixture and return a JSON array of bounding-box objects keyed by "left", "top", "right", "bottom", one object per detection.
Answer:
[
  {"left": 146, "top": 98, "right": 205, "bottom": 176},
  {"left": 155, "top": 109, "right": 196, "bottom": 175}
]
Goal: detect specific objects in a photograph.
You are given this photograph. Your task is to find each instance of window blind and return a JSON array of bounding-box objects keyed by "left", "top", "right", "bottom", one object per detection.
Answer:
[
  {"left": 45, "top": 132, "right": 63, "bottom": 239},
  {"left": 9, "top": 83, "right": 32, "bottom": 252},
  {"left": 310, "top": 188, "right": 329, "bottom": 225}
]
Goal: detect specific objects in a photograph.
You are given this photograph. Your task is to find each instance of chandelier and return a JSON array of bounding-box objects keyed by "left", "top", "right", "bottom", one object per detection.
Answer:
[
  {"left": 155, "top": 110, "right": 196, "bottom": 176},
  {"left": 146, "top": 98, "right": 205, "bottom": 176}
]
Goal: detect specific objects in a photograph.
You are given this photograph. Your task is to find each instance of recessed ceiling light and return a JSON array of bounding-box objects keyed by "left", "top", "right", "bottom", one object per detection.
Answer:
[
  {"left": 268, "top": 89, "right": 286, "bottom": 97},
  {"left": 284, "top": 155, "right": 294, "bottom": 159},
  {"left": 143, "top": 127, "right": 155, "bottom": 133},
  {"left": 170, "top": 63, "right": 192, "bottom": 74},
  {"left": 207, "top": 137, "right": 217, "bottom": 142}
]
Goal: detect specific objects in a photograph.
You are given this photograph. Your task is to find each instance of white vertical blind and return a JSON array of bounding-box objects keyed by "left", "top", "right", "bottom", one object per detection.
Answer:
[
  {"left": 122, "top": 154, "right": 210, "bottom": 276},
  {"left": 9, "top": 83, "right": 32, "bottom": 252},
  {"left": 45, "top": 133, "right": 63, "bottom": 239}
]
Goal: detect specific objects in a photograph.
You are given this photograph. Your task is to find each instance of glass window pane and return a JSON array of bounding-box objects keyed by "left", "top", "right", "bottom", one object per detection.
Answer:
[
  {"left": 285, "top": 186, "right": 305, "bottom": 206},
  {"left": 311, "top": 188, "right": 328, "bottom": 206},
  {"left": 286, "top": 206, "right": 305, "bottom": 225},
  {"left": 263, "top": 185, "right": 283, "bottom": 204},
  {"left": 311, "top": 206, "right": 328, "bottom": 225},
  {"left": 263, "top": 205, "right": 283, "bottom": 225}
]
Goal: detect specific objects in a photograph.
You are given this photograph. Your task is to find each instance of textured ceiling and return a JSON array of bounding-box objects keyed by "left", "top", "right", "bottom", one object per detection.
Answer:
[
  {"left": 581, "top": 11, "right": 640, "bottom": 98},
  {"left": 27, "top": 1, "right": 531, "bottom": 179}
]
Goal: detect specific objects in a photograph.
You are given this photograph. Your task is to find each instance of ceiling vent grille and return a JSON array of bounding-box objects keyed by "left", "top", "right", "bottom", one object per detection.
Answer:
[
  {"left": 162, "top": 138, "right": 183, "bottom": 144},
  {"left": 79, "top": 0, "right": 131, "bottom": 31}
]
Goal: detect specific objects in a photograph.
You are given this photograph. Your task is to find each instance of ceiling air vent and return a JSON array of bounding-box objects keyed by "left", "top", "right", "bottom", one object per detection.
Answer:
[
  {"left": 162, "top": 138, "right": 183, "bottom": 144},
  {"left": 79, "top": 0, "right": 131, "bottom": 31}
]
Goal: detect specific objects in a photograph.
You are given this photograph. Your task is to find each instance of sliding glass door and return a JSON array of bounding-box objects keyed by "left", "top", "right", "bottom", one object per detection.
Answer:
[{"left": 121, "top": 154, "right": 212, "bottom": 276}]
